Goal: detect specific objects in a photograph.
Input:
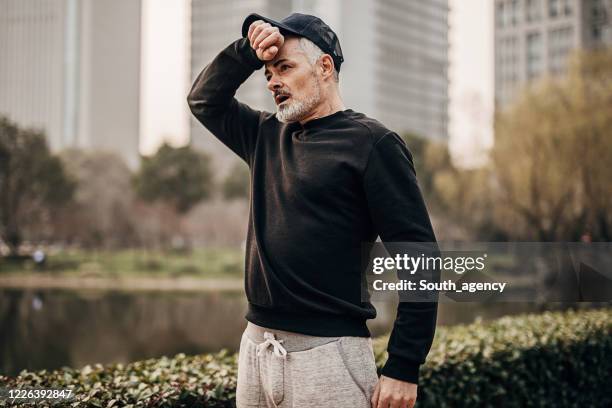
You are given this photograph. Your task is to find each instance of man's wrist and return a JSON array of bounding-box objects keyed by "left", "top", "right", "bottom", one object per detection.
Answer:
[
  {"left": 381, "top": 354, "right": 421, "bottom": 385},
  {"left": 236, "top": 37, "right": 264, "bottom": 70}
]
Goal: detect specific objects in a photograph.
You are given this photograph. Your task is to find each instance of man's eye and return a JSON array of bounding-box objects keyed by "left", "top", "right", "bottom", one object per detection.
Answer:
[{"left": 280, "top": 65, "right": 289, "bottom": 71}]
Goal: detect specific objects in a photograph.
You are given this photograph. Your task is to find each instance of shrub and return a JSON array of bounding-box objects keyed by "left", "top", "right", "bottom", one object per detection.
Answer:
[
  {"left": 374, "top": 307, "right": 612, "bottom": 407},
  {"left": 0, "top": 351, "right": 238, "bottom": 408},
  {"left": 1, "top": 308, "right": 610, "bottom": 407}
]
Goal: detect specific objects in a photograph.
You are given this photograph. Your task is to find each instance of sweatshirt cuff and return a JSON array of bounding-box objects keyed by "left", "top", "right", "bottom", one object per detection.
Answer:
[
  {"left": 381, "top": 354, "right": 421, "bottom": 385},
  {"left": 236, "top": 37, "right": 264, "bottom": 70}
]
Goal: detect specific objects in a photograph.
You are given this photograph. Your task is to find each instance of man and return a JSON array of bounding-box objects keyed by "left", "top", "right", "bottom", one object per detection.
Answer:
[{"left": 187, "top": 12, "right": 438, "bottom": 408}]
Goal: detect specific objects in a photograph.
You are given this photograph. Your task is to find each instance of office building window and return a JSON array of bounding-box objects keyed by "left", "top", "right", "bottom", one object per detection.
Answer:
[
  {"left": 497, "top": 34, "right": 520, "bottom": 105},
  {"left": 496, "top": 2, "right": 505, "bottom": 27},
  {"left": 526, "top": 0, "right": 542, "bottom": 22},
  {"left": 549, "top": 0, "right": 559, "bottom": 17},
  {"left": 502, "top": 36, "right": 520, "bottom": 84},
  {"left": 526, "top": 32, "right": 543, "bottom": 80},
  {"left": 511, "top": 0, "right": 520, "bottom": 25},
  {"left": 593, "top": 25, "right": 602, "bottom": 40},
  {"left": 549, "top": 26, "right": 573, "bottom": 73},
  {"left": 497, "top": 1, "right": 515, "bottom": 27},
  {"left": 562, "top": 0, "right": 572, "bottom": 15},
  {"left": 592, "top": 0, "right": 603, "bottom": 19}
]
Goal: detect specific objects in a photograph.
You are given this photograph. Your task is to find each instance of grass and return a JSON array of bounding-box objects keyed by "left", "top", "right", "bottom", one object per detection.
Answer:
[{"left": 0, "top": 248, "right": 245, "bottom": 279}]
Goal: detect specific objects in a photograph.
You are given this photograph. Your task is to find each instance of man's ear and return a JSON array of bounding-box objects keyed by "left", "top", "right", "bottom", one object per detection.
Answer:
[{"left": 319, "top": 54, "right": 335, "bottom": 80}]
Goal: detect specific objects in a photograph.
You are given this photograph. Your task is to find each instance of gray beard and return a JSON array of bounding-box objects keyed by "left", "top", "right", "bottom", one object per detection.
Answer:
[{"left": 276, "top": 81, "right": 322, "bottom": 123}]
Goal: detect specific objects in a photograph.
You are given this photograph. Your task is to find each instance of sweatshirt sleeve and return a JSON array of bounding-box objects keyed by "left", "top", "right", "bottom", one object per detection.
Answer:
[
  {"left": 362, "top": 131, "right": 439, "bottom": 385},
  {"left": 187, "top": 37, "right": 268, "bottom": 164}
]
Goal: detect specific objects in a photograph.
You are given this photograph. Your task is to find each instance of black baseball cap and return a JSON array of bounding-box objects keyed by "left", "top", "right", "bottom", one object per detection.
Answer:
[{"left": 241, "top": 12, "right": 344, "bottom": 73}]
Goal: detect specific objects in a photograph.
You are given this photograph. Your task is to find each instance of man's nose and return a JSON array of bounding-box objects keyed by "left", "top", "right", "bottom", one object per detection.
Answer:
[{"left": 267, "top": 76, "right": 282, "bottom": 92}]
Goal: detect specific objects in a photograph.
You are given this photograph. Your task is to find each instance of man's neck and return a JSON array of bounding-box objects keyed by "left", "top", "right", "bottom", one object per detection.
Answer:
[{"left": 299, "top": 95, "right": 345, "bottom": 126}]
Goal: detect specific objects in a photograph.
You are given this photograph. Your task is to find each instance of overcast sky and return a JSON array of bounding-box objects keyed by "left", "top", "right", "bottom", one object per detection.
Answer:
[
  {"left": 140, "top": 0, "right": 190, "bottom": 155},
  {"left": 140, "top": 0, "right": 494, "bottom": 167},
  {"left": 448, "top": 0, "right": 494, "bottom": 166}
]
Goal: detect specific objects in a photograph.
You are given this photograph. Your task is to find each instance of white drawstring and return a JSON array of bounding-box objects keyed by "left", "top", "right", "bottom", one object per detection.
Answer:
[{"left": 256, "top": 332, "right": 288, "bottom": 358}]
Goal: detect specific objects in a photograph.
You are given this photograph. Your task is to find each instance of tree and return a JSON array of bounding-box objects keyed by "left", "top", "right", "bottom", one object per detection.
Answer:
[
  {"left": 133, "top": 143, "right": 214, "bottom": 214},
  {"left": 400, "top": 133, "right": 430, "bottom": 190},
  {"left": 53, "top": 149, "right": 138, "bottom": 249},
  {"left": 222, "top": 162, "right": 250, "bottom": 201},
  {"left": 400, "top": 132, "right": 496, "bottom": 240},
  {"left": 0, "top": 116, "right": 75, "bottom": 255},
  {"left": 400, "top": 132, "right": 457, "bottom": 212},
  {"left": 491, "top": 49, "right": 612, "bottom": 240}
]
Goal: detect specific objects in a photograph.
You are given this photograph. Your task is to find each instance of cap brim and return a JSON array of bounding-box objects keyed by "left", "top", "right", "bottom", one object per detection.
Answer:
[{"left": 241, "top": 13, "right": 301, "bottom": 38}]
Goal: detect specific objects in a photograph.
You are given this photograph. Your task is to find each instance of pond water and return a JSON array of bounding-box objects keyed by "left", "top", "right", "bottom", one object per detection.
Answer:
[{"left": 0, "top": 288, "right": 569, "bottom": 377}]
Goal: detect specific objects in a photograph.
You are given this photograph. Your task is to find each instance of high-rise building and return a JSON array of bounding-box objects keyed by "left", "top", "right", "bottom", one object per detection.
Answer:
[
  {"left": 189, "top": 0, "right": 291, "bottom": 175},
  {"left": 494, "top": 0, "right": 612, "bottom": 107},
  {"left": 0, "top": 0, "right": 142, "bottom": 169},
  {"left": 338, "top": 0, "right": 449, "bottom": 142},
  {"left": 189, "top": 0, "right": 449, "bottom": 174}
]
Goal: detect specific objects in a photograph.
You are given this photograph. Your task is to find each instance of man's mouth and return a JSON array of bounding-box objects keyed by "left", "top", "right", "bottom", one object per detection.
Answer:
[{"left": 275, "top": 94, "right": 291, "bottom": 105}]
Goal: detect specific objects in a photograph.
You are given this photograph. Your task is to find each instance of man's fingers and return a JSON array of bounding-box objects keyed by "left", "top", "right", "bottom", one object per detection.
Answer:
[
  {"left": 247, "top": 21, "right": 264, "bottom": 43},
  {"left": 388, "top": 397, "right": 402, "bottom": 408},
  {"left": 252, "top": 27, "right": 270, "bottom": 49},
  {"left": 255, "top": 46, "right": 277, "bottom": 62},
  {"left": 248, "top": 22, "right": 268, "bottom": 46},
  {"left": 257, "top": 31, "right": 283, "bottom": 51},
  {"left": 260, "top": 46, "right": 278, "bottom": 61},
  {"left": 249, "top": 22, "right": 269, "bottom": 45},
  {"left": 248, "top": 22, "right": 283, "bottom": 62},
  {"left": 371, "top": 380, "right": 381, "bottom": 408},
  {"left": 249, "top": 20, "right": 270, "bottom": 45},
  {"left": 377, "top": 394, "right": 389, "bottom": 408},
  {"left": 382, "top": 393, "right": 415, "bottom": 408},
  {"left": 247, "top": 20, "right": 264, "bottom": 41},
  {"left": 252, "top": 25, "right": 277, "bottom": 49}
]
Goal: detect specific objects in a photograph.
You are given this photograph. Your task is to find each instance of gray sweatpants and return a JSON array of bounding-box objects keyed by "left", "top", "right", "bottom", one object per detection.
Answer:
[{"left": 236, "top": 322, "right": 379, "bottom": 408}]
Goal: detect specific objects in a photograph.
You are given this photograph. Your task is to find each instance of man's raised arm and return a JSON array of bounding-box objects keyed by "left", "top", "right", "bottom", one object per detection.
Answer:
[
  {"left": 187, "top": 37, "right": 266, "bottom": 164},
  {"left": 188, "top": 21, "right": 284, "bottom": 163}
]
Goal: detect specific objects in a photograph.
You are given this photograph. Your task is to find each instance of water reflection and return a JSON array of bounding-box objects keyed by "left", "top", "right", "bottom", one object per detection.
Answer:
[
  {"left": 0, "top": 289, "right": 248, "bottom": 376},
  {"left": 0, "top": 288, "right": 571, "bottom": 376}
]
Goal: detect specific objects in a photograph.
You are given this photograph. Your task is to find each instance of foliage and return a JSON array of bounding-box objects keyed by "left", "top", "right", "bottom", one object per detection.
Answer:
[
  {"left": 491, "top": 49, "right": 612, "bottom": 240},
  {"left": 400, "top": 133, "right": 454, "bottom": 211},
  {"left": 0, "top": 116, "right": 75, "bottom": 255},
  {"left": 221, "top": 162, "right": 250, "bottom": 201},
  {"left": 400, "top": 132, "right": 495, "bottom": 239},
  {"left": 0, "top": 351, "right": 238, "bottom": 408},
  {"left": 133, "top": 143, "right": 214, "bottom": 214},
  {"left": 400, "top": 133, "right": 429, "bottom": 187},
  {"left": 1, "top": 308, "right": 609, "bottom": 407},
  {"left": 403, "top": 49, "right": 612, "bottom": 241},
  {"left": 376, "top": 306, "right": 612, "bottom": 407},
  {"left": 52, "top": 149, "right": 138, "bottom": 249}
]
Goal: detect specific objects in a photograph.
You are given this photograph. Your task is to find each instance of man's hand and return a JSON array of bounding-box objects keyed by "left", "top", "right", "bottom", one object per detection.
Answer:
[
  {"left": 247, "top": 20, "right": 284, "bottom": 61},
  {"left": 371, "top": 375, "right": 418, "bottom": 408}
]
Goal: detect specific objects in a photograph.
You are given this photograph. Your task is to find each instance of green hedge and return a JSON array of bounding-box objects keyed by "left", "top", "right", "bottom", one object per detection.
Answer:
[
  {"left": 1, "top": 308, "right": 610, "bottom": 407},
  {"left": 374, "top": 307, "right": 612, "bottom": 407}
]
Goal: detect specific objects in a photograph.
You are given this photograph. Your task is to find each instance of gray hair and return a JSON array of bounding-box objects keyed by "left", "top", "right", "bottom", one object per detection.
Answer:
[{"left": 296, "top": 37, "right": 339, "bottom": 83}]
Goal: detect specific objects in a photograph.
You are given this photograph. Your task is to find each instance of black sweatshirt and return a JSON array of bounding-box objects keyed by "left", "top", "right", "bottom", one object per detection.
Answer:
[{"left": 187, "top": 37, "right": 438, "bottom": 385}]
